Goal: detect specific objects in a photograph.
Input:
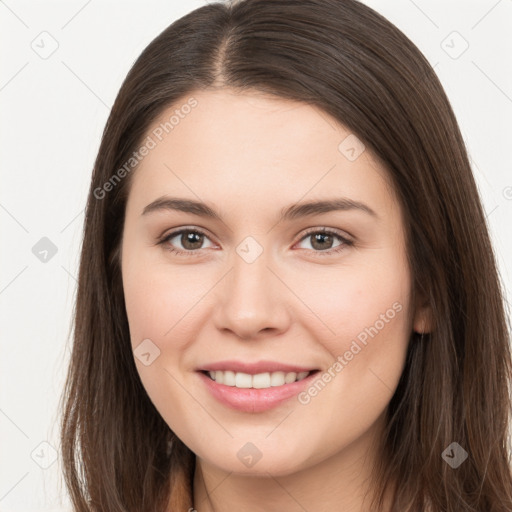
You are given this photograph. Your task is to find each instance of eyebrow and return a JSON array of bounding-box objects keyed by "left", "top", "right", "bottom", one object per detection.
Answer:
[{"left": 141, "top": 196, "right": 378, "bottom": 221}]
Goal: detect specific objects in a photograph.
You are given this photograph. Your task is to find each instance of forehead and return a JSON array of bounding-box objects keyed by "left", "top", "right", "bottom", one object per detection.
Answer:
[{"left": 126, "top": 88, "right": 398, "bottom": 220}]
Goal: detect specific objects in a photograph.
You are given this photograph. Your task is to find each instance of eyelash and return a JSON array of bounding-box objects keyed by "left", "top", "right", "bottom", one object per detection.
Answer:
[{"left": 157, "top": 227, "right": 354, "bottom": 257}]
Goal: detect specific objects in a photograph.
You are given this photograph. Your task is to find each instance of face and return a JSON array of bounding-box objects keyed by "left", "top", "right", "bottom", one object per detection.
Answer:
[{"left": 121, "top": 88, "right": 428, "bottom": 477}]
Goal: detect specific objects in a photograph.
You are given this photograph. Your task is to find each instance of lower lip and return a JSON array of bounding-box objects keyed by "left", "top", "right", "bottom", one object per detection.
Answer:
[{"left": 197, "top": 371, "right": 319, "bottom": 413}]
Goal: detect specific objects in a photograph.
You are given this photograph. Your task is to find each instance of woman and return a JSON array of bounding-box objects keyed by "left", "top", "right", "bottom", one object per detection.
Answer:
[{"left": 59, "top": 0, "right": 512, "bottom": 510}]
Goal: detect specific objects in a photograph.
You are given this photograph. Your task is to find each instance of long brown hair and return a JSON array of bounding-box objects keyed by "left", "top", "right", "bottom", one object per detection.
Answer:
[{"left": 59, "top": 0, "right": 512, "bottom": 510}]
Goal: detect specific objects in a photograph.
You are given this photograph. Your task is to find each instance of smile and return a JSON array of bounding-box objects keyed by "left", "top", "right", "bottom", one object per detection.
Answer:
[{"left": 197, "top": 369, "right": 321, "bottom": 413}]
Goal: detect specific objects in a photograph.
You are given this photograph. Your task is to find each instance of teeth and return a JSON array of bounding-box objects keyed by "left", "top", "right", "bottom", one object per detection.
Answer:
[{"left": 207, "top": 370, "right": 311, "bottom": 388}]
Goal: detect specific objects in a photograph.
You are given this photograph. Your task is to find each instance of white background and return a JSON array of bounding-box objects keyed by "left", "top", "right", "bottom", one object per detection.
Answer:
[{"left": 1, "top": 0, "right": 511, "bottom": 510}]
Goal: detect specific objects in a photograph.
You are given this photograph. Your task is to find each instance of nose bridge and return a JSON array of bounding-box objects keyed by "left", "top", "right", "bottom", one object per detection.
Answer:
[
  {"left": 232, "top": 238, "right": 271, "bottom": 297},
  {"left": 213, "top": 235, "right": 290, "bottom": 338}
]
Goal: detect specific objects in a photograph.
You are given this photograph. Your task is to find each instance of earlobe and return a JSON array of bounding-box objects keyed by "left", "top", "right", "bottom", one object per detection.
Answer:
[
  {"left": 413, "top": 294, "right": 433, "bottom": 334},
  {"left": 413, "top": 295, "right": 432, "bottom": 335}
]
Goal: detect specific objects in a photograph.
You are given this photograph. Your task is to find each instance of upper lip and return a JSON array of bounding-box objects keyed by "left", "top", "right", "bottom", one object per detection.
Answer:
[{"left": 197, "top": 360, "right": 319, "bottom": 375}]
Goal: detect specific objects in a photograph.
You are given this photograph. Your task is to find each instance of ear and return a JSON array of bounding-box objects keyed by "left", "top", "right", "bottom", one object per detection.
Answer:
[{"left": 412, "top": 291, "right": 432, "bottom": 334}]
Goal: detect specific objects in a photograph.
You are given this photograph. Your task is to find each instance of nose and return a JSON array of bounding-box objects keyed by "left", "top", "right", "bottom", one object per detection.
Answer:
[{"left": 213, "top": 244, "right": 291, "bottom": 340}]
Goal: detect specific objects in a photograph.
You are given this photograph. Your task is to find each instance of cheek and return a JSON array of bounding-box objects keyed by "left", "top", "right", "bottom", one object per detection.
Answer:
[
  {"left": 284, "top": 256, "right": 412, "bottom": 460},
  {"left": 122, "top": 260, "right": 208, "bottom": 432},
  {"left": 295, "top": 248, "right": 412, "bottom": 392},
  {"left": 299, "top": 249, "right": 410, "bottom": 335},
  {"left": 122, "top": 250, "right": 209, "bottom": 347}
]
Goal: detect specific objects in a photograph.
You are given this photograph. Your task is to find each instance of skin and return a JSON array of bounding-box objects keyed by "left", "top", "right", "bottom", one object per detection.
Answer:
[{"left": 121, "top": 88, "right": 431, "bottom": 512}]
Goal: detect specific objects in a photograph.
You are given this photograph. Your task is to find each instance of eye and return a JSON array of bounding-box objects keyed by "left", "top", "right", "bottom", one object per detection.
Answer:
[
  {"left": 294, "top": 228, "right": 353, "bottom": 256},
  {"left": 159, "top": 228, "right": 215, "bottom": 256},
  {"left": 158, "top": 227, "right": 353, "bottom": 257}
]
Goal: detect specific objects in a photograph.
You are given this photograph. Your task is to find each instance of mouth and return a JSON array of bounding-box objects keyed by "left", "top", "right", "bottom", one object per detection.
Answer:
[
  {"left": 196, "top": 368, "right": 321, "bottom": 413},
  {"left": 199, "top": 369, "right": 320, "bottom": 389}
]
